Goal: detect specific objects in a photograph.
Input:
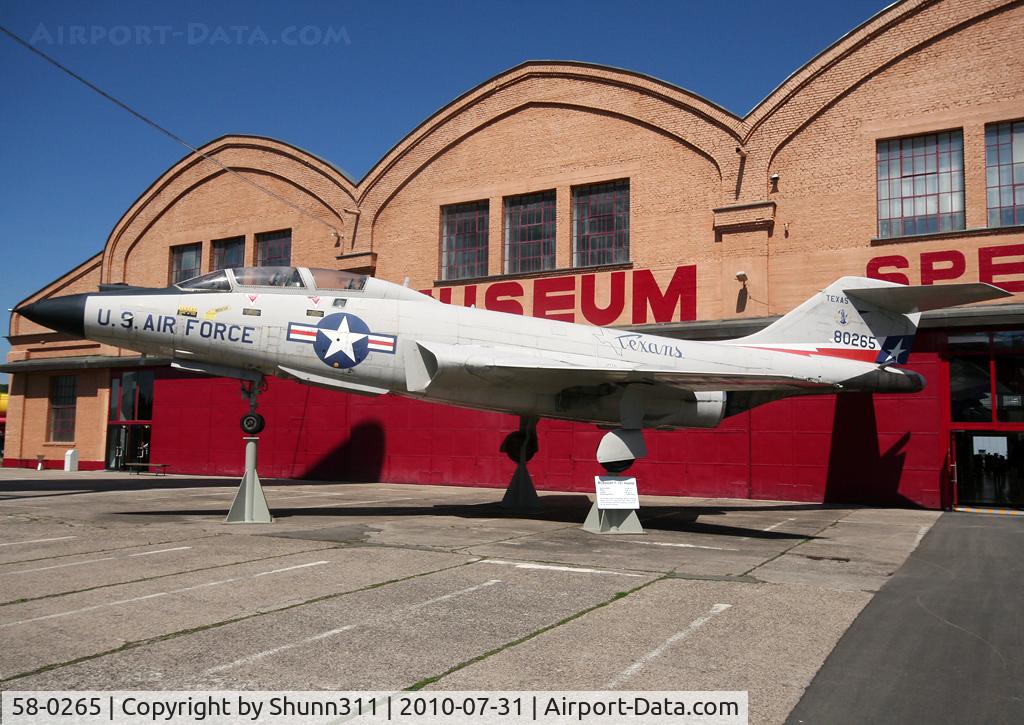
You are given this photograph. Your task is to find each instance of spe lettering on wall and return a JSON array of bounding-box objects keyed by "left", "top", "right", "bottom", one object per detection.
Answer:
[{"left": 867, "top": 242, "right": 1024, "bottom": 291}]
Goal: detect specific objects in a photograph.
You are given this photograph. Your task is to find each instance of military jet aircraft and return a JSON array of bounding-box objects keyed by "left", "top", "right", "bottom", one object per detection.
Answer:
[{"left": 15, "top": 266, "right": 1010, "bottom": 474}]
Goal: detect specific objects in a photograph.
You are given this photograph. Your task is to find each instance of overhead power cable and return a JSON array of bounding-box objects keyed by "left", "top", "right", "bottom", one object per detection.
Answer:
[{"left": 0, "top": 24, "right": 341, "bottom": 241}]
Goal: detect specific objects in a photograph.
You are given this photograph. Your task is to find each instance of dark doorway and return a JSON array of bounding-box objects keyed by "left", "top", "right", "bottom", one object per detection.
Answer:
[
  {"left": 954, "top": 431, "right": 1024, "bottom": 508},
  {"left": 106, "top": 424, "right": 151, "bottom": 470}
]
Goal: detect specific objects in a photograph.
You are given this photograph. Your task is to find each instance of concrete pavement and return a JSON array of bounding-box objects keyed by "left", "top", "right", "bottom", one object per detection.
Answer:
[{"left": 0, "top": 468, "right": 957, "bottom": 724}]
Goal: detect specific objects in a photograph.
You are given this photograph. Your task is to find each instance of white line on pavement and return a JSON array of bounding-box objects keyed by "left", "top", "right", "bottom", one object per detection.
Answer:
[
  {"left": 0, "top": 536, "right": 77, "bottom": 547},
  {"left": 128, "top": 547, "right": 193, "bottom": 557},
  {"left": 203, "top": 580, "right": 503, "bottom": 675},
  {"left": 275, "top": 488, "right": 384, "bottom": 498},
  {"left": 763, "top": 518, "right": 797, "bottom": 532},
  {"left": 253, "top": 561, "right": 330, "bottom": 577},
  {"left": 182, "top": 496, "right": 419, "bottom": 510},
  {"left": 1, "top": 557, "right": 116, "bottom": 576},
  {"left": 205, "top": 625, "right": 357, "bottom": 675},
  {"left": 619, "top": 540, "right": 737, "bottom": 552},
  {"left": 408, "top": 579, "right": 502, "bottom": 609},
  {"left": 0, "top": 561, "right": 330, "bottom": 628},
  {"left": 1, "top": 546, "right": 192, "bottom": 576},
  {"left": 481, "top": 560, "right": 643, "bottom": 577},
  {"left": 607, "top": 603, "right": 732, "bottom": 688},
  {"left": 270, "top": 497, "right": 418, "bottom": 510}
]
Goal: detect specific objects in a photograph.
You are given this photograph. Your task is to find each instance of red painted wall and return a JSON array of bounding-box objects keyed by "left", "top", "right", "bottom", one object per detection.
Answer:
[
  {"left": 3, "top": 458, "right": 105, "bottom": 471},
  {"left": 149, "top": 331, "right": 949, "bottom": 509}
]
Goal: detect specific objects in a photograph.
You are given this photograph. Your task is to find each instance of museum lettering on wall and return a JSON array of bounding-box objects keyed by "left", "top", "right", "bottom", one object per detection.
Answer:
[
  {"left": 867, "top": 241, "right": 1024, "bottom": 290},
  {"left": 421, "top": 265, "right": 698, "bottom": 325}
]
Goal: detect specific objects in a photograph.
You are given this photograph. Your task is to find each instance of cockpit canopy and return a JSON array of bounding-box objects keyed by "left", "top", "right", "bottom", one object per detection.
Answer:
[
  {"left": 177, "top": 267, "right": 368, "bottom": 293},
  {"left": 175, "top": 266, "right": 430, "bottom": 303}
]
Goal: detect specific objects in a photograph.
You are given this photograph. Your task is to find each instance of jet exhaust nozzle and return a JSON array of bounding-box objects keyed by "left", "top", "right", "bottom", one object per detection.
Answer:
[{"left": 16, "top": 294, "right": 89, "bottom": 338}]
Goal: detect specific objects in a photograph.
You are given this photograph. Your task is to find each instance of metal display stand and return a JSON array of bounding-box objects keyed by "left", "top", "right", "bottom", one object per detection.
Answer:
[
  {"left": 582, "top": 504, "right": 644, "bottom": 534},
  {"left": 225, "top": 436, "right": 273, "bottom": 524},
  {"left": 582, "top": 475, "right": 645, "bottom": 534}
]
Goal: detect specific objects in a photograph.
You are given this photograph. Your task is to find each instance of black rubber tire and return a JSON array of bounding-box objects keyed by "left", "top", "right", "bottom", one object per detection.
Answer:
[
  {"left": 501, "top": 430, "right": 538, "bottom": 464},
  {"left": 601, "top": 459, "right": 634, "bottom": 474},
  {"left": 240, "top": 412, "right": 265, "bottom": 435}
]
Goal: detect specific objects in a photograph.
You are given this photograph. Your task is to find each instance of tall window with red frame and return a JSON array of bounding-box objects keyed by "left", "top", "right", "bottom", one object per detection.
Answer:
[
  {"left": 573, "top": 180, "right": 629, "bottom": 267},
  {"left": 256, "top": 229, "right": 291, "bottom": 267},
  {"left": 950, "top": 331, "right": 1024, "bottom": 424},
  {"left": 48, "top": 375, "right": 77, "bottom": 442},
  {"left": 504, "top": 191, "right": 555, "bottom": 274},
  {"left": 986, "top": 120, "right": 1024, "bottom": 228},
  {"left": 876, "top": 131, "right": 964, "bottom": 239},
  {"left": 440, "top": 200, "right": 489, "bottom": 281},
  {"left": 169, "top": 243, "right": 202, "bottom": 284},
  {"left": 109, "top": 370, "right": 155, "bottom": 423}
]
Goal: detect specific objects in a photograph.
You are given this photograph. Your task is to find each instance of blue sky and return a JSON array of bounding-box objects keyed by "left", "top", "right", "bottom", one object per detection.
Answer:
[{"left": 0, "top": 0, "right": 892, "bottom": 379}]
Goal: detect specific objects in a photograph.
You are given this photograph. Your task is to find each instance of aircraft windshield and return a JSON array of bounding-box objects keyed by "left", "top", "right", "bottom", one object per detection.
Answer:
[
  {"left": 231, "top": 267, "right": 305, "bottom": 288},
  {"left": 309, "top": 269, "right": 367, "bottom": 291},
  {"left": 176, "top": 270, "right": 231, "bottom": 291},
  {"left": 176, "top": 267, "right": 371, "bottom": 294}
]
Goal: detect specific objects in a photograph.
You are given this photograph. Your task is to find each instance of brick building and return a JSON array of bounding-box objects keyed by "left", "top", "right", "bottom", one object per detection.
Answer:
[{"left": 4, "top": 0, "right": 1024, "bottom": 509}]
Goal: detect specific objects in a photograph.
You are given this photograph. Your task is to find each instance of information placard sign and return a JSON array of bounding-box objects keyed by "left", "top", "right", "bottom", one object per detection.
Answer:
[{"left": 594, "top": 476, "right": 640, "bottom": 510}]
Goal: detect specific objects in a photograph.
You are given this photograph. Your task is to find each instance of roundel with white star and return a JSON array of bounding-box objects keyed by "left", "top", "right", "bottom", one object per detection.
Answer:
[{"left": 313, "top": 312, "right": 372, "bottom": 369}]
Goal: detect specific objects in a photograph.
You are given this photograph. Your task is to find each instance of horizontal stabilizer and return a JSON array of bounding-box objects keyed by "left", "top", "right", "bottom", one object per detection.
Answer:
[{"left": 844, "top": 282, "right": 1011, "bottom": 314}]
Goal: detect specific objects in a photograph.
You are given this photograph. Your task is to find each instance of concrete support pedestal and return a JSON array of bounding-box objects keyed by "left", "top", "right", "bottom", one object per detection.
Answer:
[
  {"left": 501, "top": 459, "right": 541, "bottom": 511},
  {"left": 225, "top": 436, "right": 272, "bottom": 524}
]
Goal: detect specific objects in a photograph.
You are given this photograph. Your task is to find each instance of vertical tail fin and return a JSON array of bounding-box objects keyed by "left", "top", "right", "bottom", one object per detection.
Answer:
[{"left": 731, "top": 276, "right": 1010, "bottom": 365}]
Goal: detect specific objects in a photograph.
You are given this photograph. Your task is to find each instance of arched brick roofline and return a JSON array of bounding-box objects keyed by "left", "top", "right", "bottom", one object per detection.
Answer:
[
  {"left": 357, "top": 62, "right": 745, "bottom": 205},
  {"left": 366, "top": 100, "right": 725, "bottom": 235},
  {"left": 111, "top": 167, "right": 347, "bottom": 281},
  {"left": 764, "top": 1, "right": 1021, "bottom": 172},
  {"left": 742, "top": 0, "right": 937, "bottom": 137},
  {"left": 103, "top": 136, "right": 356, "bottom": 281}
]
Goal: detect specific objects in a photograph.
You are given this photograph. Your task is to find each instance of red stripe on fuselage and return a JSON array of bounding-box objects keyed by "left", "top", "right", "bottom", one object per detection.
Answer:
[{"left": 748, "top": 346, "right": 878, "bottom": 363}]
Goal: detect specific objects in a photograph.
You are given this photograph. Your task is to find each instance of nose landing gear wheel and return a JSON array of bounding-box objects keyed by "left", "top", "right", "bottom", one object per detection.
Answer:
[
  {"left": 240, "top": 412, "right": 265, "bottom": 435},
  {"left": 501, "top": 429, "right": 538, "bottom": 464}
]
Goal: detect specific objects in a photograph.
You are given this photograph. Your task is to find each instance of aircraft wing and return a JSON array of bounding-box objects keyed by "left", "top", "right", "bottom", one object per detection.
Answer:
[
  {"left": 405, "top": 340, "right": 830, "bottom": 394},
  {"left": 844, "top": 282, "right": 1011, "bottom": 313}
]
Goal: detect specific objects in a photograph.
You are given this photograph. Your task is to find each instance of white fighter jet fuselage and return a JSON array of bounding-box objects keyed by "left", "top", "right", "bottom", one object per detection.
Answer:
[{"left": 16, "top": 265, "right": 1010, "bottom": 470}]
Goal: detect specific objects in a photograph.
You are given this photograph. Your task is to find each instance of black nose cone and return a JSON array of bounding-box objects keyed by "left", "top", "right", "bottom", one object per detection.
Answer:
[{"left": 16, "top": 294, "right": 88, "bottom": 338}]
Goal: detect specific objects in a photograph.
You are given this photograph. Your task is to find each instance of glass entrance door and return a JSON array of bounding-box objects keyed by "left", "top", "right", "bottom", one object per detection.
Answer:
[
  {"left": 105, "top": 424, "right": 151, "bottom": 470},
  {"left": 106, "top": 424, "right": 126, "bottom": 470},
  {"left": 953, "top": 431, "right": 1024, "bottom": 508},
  {"left": 105, "top": 370, "right": 155, "bottom": 471}
]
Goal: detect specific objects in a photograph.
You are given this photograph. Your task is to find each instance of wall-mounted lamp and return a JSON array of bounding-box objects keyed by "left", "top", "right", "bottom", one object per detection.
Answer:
[
  {"left": 735, "top": 271, "right": 749, "bottom": 313},
  {"left": 769, "top": 172, "right": 780, "bottom": 193},
  {"left": 735, "top": 146, "right": 748, "bottom": 159}
]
